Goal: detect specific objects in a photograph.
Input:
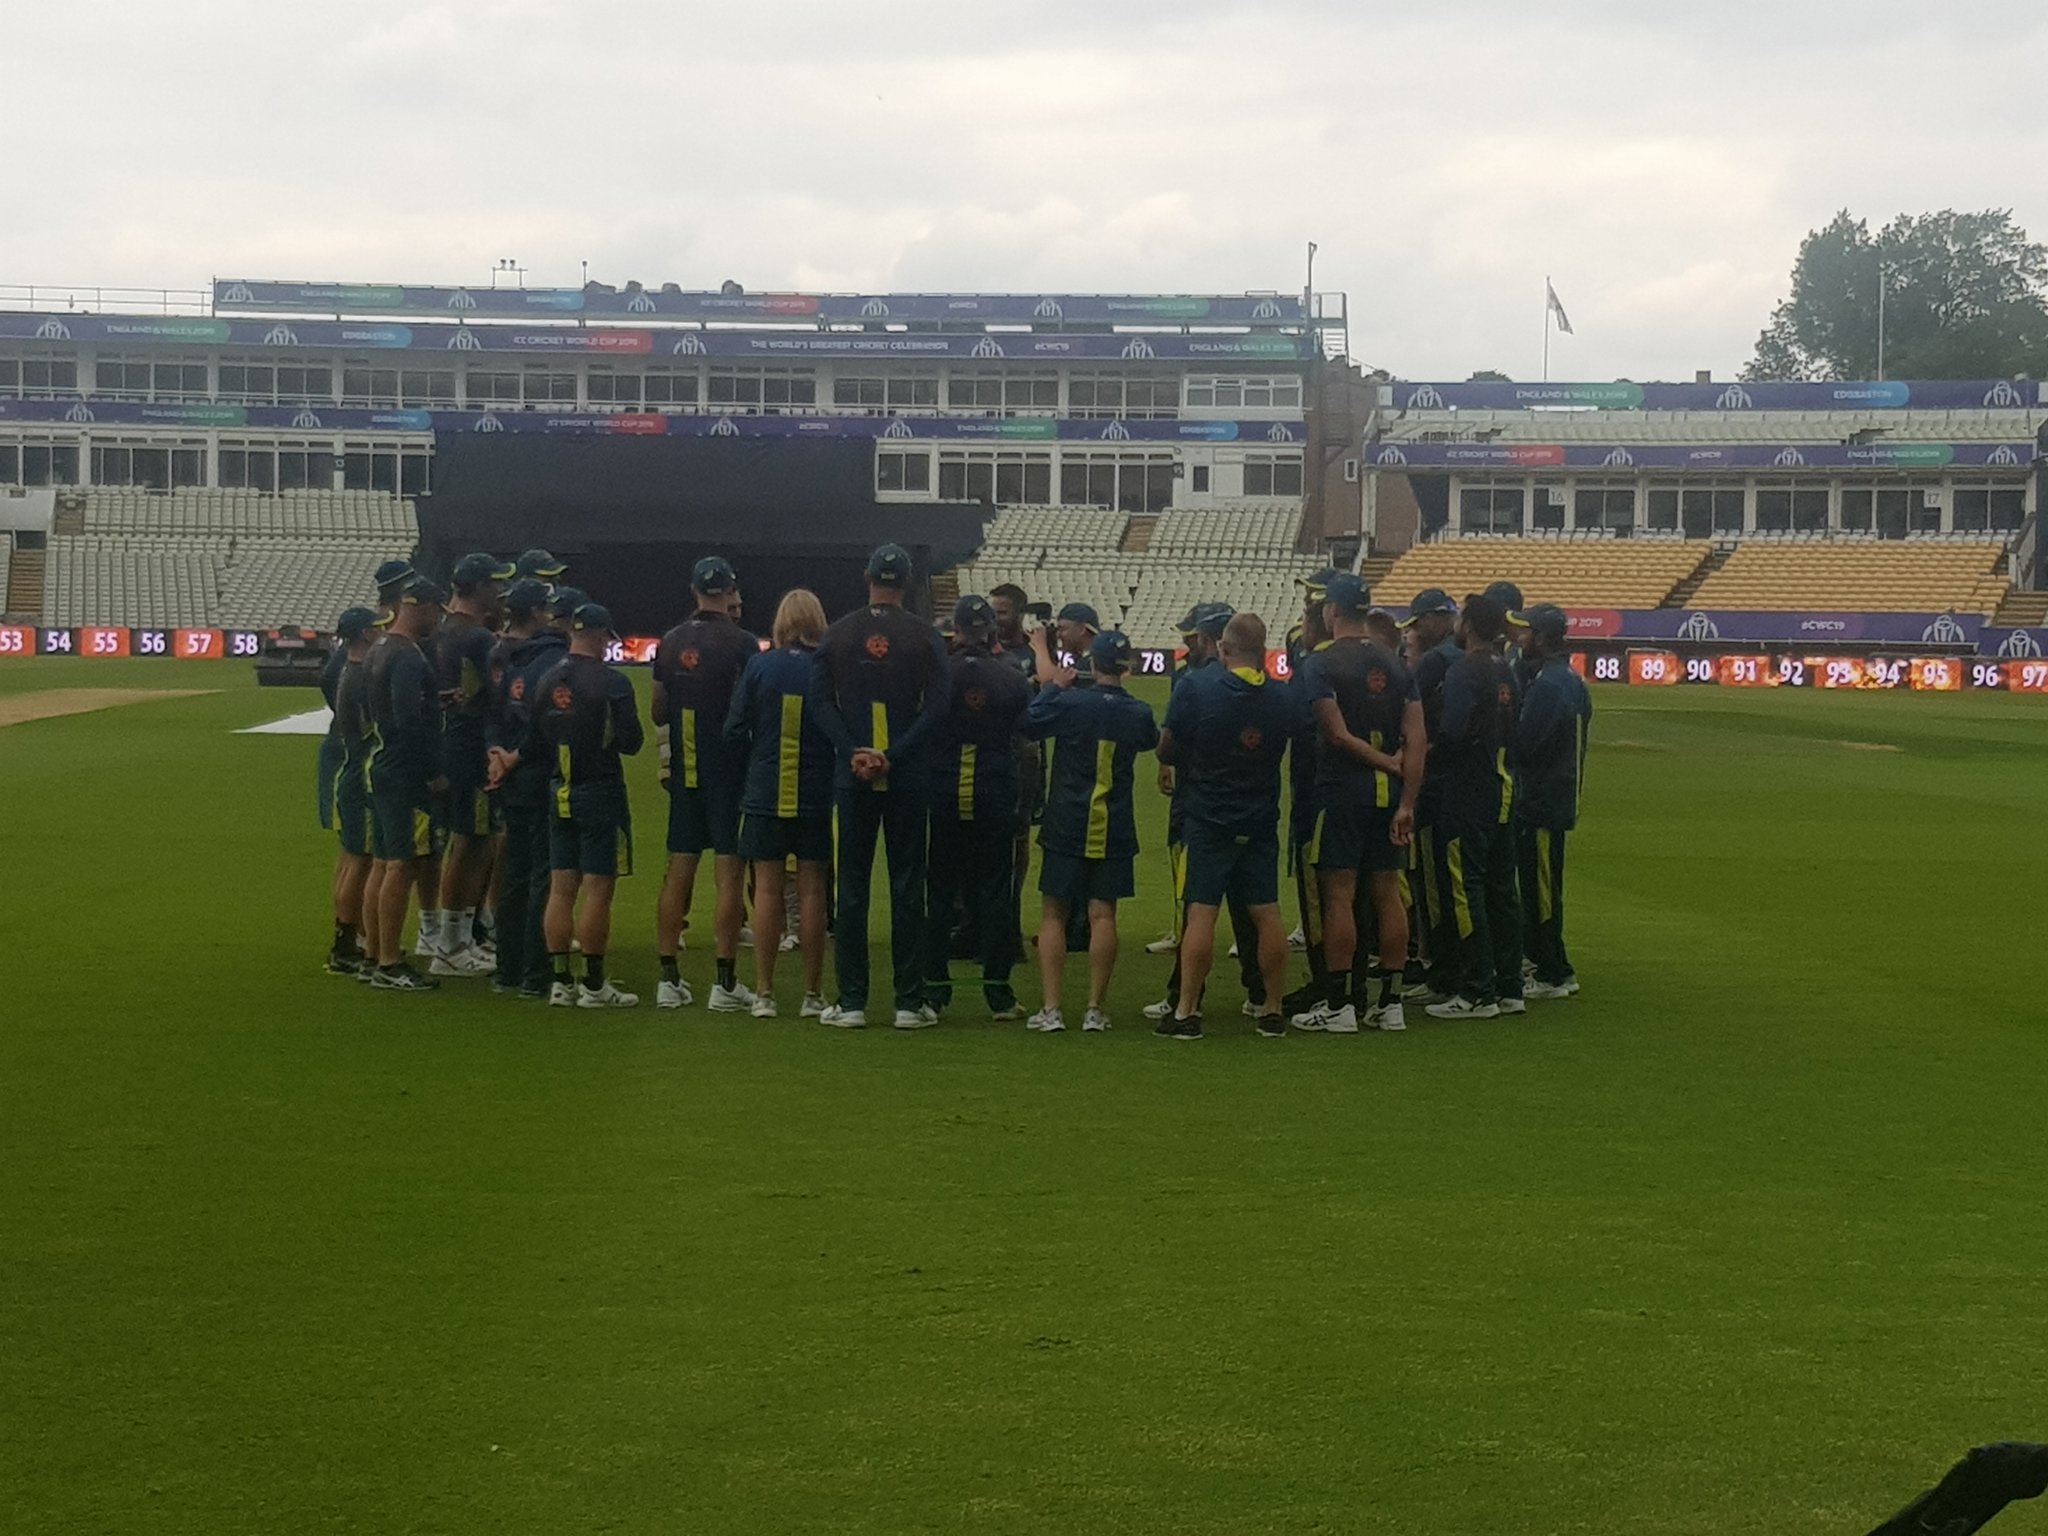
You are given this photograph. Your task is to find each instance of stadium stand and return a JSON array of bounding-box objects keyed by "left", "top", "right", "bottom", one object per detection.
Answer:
[
  {"left": 43, "top": 489, "right": 417, "bottom": 629},
  {"left": 1375, "top": 537, "right": 1711, "bottom": 611},
  {"left": 1689, "top": 540, "right": 2009, "bottom": 614},
  {"left": 1377, "top": 408, "right": 2044, "bottom": 446}
]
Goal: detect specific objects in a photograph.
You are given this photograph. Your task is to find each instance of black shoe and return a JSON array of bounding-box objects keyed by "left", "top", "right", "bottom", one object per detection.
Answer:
[
  {"left": 1154, "top": 1014, "right": 1203, "bottom": 1040},
  {"left": 371, "top": 963, "right": 440, "bottom": 992},
  {"left": 1280, "top": 984, "right": 1320, "bottom": 1015},
  {"left": 517, "top": 982, "right": 549, "bottom": 1001},
  {"left": 491, "top": 978, "right": 524, "bottom": 996},
  {"left": 1254, "top": 1013, "right": 1286, "bottom": 1038},
  {"left": 324, "top": 951, "right": 362, "bottom": 977}
]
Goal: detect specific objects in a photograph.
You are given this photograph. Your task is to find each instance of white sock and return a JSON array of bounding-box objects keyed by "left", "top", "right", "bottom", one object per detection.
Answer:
[
  {"left": 450, "top": 908, "right": 476, "bottom": 952},
  {"left": 416, "top": 912, "right": 443, "bottom": 953}
]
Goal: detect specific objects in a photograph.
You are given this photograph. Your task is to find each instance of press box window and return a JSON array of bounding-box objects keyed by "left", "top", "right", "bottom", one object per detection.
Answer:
[
  {"left": 97, "top": 359, "right": 153, "bottom": 396},
  {"left": 151, "top": 361, "right": 209, "bottom": 398},
  {"left": 644, "top": 370, "right": 698, "bottom": 406},
  {"left": 1459, "top": 484, "right": 1525, "bottom": 534},
  {"left": 7, "top": 357, "right": 79, "bottom": 394},
  {"left": 1243, "top": 455, "right": 1303, "bottom": 497},
  {"left": 1572, "top": 484, "right": 1635, "bottom": 530},
  {"left": 587, "top": 370, "right": 642, "bottom": 405},
  {"left": 876, "top": 449, "right": 932, "bottom": 493}
]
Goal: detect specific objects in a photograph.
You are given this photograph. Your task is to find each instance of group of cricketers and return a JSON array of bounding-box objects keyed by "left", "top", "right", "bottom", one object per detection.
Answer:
[{"left": 318, "top": 540, "right": 1592, "bottom": 1037}]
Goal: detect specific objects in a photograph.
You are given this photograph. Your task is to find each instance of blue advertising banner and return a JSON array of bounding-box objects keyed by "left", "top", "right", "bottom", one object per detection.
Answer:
[
  {"left": 1388, "top": 379, "right": 2043, "bottom": 412},
  {"left": 213, "top": 280, "right": 1304, "bottom": 326},
  {"left": 0, "top": 398, "right": 1305, "bottom": 444},
  {"left": 0, "top": 312, "right": 1305, "bottom": 361},
  {"left": 1366, "top": 441, "right": 2036, "bottom": 471}
]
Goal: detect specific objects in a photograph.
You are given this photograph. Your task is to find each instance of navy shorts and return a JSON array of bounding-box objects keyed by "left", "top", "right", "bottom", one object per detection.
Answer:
[
  {"left": 334, "top": 771, "right": 372, "bottom": 858},
  {"left": 667, "top": 781, "right": 741, "bottom": 857},
  {"left": 1039, "top": 849, "right": 1134, "bottom": 908},
  {"left": 1183, "top": 819, "right": 1280, "bottom": 908},
  {"left": 1311, "top": 802, "right": 1408, "bottom": 875},
  {"left": 738, "top": 811, "right": 832, "bottom": 864},
  {"left": 443, "top": 770, "right": 496, "bottom": 840},
  {"left": 371, "top": 785, "right": 439, "bottom": 861},
  {"left": 551, "top": 807, "right": 634, "bottom": 878}
]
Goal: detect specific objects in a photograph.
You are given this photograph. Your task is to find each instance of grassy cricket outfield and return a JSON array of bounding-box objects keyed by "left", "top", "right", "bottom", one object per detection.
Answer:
[{"left": 2, "top": 657, "right": 2043, "bottom": 1534}]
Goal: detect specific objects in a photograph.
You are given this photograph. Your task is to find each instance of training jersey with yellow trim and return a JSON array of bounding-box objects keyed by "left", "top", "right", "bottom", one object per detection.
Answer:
[
  {"left": 725, "top": 643, "right": 834, "bottom": 821},
  {"left": 651, "top": 609, "right": 757, "bottom": 792},
  {"left": 1024, "top": 682, "right": 1159, "bottom": 859},
  {"left": 1434, "top": 650, "right": 1518, "bottom": 826},
  {"left": 523, "top": 652, "right": 643, "bottom": 817},
  {"left": 1516, "top": 655, "right": 1592, "bottom": 830},
  {"left": 429, "top": 612, "right": 497, "bottom": 761},
  {"left": 1303, "top": 636, "right": 1418, "bottom": 808},
  {"left": 932, "top": 644, "right": 1033, "bottom": 822},
  {"left": 365, "top": 631, "right": 442, "bottom": 789},
  {"left": 1162, "top": 662, "right": 1301, "bottom": 835},
  {"left": 811, "top": 603, "right": 949, "bottom": 790}
]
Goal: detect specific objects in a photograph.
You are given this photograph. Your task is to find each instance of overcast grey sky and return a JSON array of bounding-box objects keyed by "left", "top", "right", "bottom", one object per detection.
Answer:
[{"left": 6, "top": 1, "right": 2046, "bottom": 382}]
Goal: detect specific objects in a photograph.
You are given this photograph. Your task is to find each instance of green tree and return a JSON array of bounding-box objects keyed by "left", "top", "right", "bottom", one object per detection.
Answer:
[{"left": 1745, "top": 209, "right": 2048, "bottom": 380}]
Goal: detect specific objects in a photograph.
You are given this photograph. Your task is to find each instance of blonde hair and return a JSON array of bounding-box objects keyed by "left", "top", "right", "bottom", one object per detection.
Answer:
[{"left": 773, "top": 588, "right": 827, "bottom": 649}]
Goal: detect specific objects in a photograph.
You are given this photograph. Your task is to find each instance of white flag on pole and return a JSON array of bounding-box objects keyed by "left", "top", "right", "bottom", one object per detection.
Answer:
[{"left": 1546, "top": 280, "right": 1574, "bottom": 335}]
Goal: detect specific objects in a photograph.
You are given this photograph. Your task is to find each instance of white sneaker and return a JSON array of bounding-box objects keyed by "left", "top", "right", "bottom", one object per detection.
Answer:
[
  {"left": 577, "top": 981, "right": 639, "bottom": 1008},
  {"left": 738, "top": 925, "right": 756, "bottom": 948},
  {"left": 989, "top": 1000, "right": 1027, "bottom": 1021},
  {"left": 799, "top": 992, "right": 829, "bottom": 1018},
  {"left": 894, "top": 1006, "right": 937, "bottom": 1030},
  {"left": 1367, "top": 1001, "right": 1406, "bottom": 1032},
  {"left": 1239, "top": 999, "right": 1262, "bottom": 1018},
  {"left": 1144, "top": 932, "right": 1180, "bottom": 954},
  {"left": 1497, "top": 996, "right": 1527, "bottom": 1016},
  {"left": 1292, "top": 1002, "right": 1355, "bottom": 1033},
  {"left": 413, "top": 930, "right": 443, "bottom": 960},
  {"left": 656, "top": 978, "right": 693, "bottom": 1010},
  {"left": 1425, "top": 996, "right": 1500, "bottom": 1020},
  {"left": 778, "top": 931, "right": 798, "bottom": 953},
  {"left": 751, "top": 994, "right": 778, "bottom": 1018},
  {"left": 709, "top": 980, "right": 758, "bottom": 1012},
  {"left": 548, "top": 981, "right": 576, "bottom": 1008},
  {"left": 1524, "top": 978, "right": 1579, "bottom": 999},
  {"left": 429, "top": 945, "right": 494, "bottom": 978},
  {"left": 1082, "top": 1006, "right": 1110, "bottom": 1033},
  {"left": 1227, "top": 941, "right": 1239, "bottom": 958},
  {"left": 1027, "top": 1008, "right": 1066, "bottom": 1032},
  {"left": 819, "top": 1004, "right": 865, "bottom": 1028},
  {"left": 1141, "top": 997, "right": 1174, "bottom": 1021},
  {"left": 1286, "top": 926, "right": 1306, "bottom": 951}
]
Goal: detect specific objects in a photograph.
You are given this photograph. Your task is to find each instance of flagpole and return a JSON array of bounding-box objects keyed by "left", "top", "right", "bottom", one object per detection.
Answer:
[{"left": 1542, "top": 274, "right": 1551, "bottom": 382}]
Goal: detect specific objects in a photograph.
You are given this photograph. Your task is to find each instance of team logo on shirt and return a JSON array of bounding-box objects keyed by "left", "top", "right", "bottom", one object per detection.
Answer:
[
  {"left": 551, "top": 684, "right": 574, "bottom": 711},
  {"left": 680, "top": 647, "right": 702, "bottom": 671},
  {"left": 1366, "top": 668, "right": 1387, "bottom": 694},
  {"left": 1497, "top": 684, "right": 1513, "bottom": 707},
  {"left": 510, "top": 676, "right": 526, "bottom": 701},
  {"left": 1239, "top": 727, "right": 1263, "bottom": 751},
  {"left": 865, "top": 633, "right": 891, "bottom": 659},
  {"left": 964, "top": 686, "right": 987, "bottom": 711}
]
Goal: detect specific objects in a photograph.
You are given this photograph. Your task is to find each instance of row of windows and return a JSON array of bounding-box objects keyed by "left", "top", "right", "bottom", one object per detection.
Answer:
[
  {"left": 879, "top": 448, "right": 1304, "bottom": 510},
  {"left": 0, "top": 355, "right": 1303, "bottom": 418},
  {"left": 0, "top": 437, "right": 430, "bottom": 493},
  {"left": 1457, "top": 478, "right": 2029, "bottom": 535}
]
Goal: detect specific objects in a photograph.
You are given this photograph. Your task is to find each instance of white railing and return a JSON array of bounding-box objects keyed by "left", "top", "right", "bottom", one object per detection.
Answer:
[{"left": 0, "top": 283, "right": 213, "bottom": 315}]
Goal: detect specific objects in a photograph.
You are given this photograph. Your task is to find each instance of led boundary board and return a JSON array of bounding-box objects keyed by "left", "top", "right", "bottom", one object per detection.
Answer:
[
  {"left": 0, "top": 625, "right": 263, "bottom": 659},
  {"left": 1570, "top": 650, "right": 2048, "bottom": 693}
]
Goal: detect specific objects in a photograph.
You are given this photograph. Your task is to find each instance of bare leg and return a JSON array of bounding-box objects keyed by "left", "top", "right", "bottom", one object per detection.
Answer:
[
  {"left": 1037, "top": 897, "right": 1068, "bottom": 1013},
  {"left": 713, "top": 852, "right": 746, "bottom": 973},
  {"left": 1176, "top": 904, "right": 1220, "bottom": 1016},
  {"left": 335, "top": 852, "right": 372, "bottom": 930},
  {"left": 1251, "top": 903, "right": 1289, "bottom": 1014},
  {"left": 751, "top": 859, "right": 786, "bottom": 997},
  {"left": 1321, "top": 868, "right": 1360, "bottom": 976},
  {"left": 797, "top": 861, "right": 829, "bottom": 996},
  {"left": 657, "top": 852, "right": 700, "bottom": 960},
  {"left": 575, "top": 875, "right": 617, "bottom": 958},
  {"left": 544, "top": 870, "right": 581, "bottom": 960},
  {"left": 375, "top": 858, "right": 423, "bottom": 966},
  {"left": 1086, "top": 899, "right": 1119, "bottom": 1009}
]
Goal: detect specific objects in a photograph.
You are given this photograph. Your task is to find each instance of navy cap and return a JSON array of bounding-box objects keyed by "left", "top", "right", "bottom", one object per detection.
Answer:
[
  {"left": 571, "top": 602, "right": 617, "bottom": 635},
  {"left": 953, "top": 594, "right": 997, "bottom": 640},
  {"left": 1298, "top": 567, "right": 1340, "bottom": 599},
  {"left": 1523, "top": 602, "right": 1569, "bottom": 642},
  {"left": 1056, "top": 602, "right": 1101, "bottom": 631},
  {"left": 1398, "top": 587, "right": 1458, "bottom": 627},
  {"left": 453, "top": 552, "right": 517, "bottom": 587},
  {"left": 1177, "top": 601, "right": 1234, "bottom": 639},
  {"left": 335, "top": 606, "right": 378, "bottom": 641},
  {"left": 1089, "top": 630, "right": 1135, "bottom": 673},
  {"left": 547, "top": 586, "right": 590, "bottom": 623},
  {"left": 517, "top": 548, "right": 567, "bottom": 579},
  {"left": 1484, "top": 580, "right": 1531, "bottom": 627},
  {"left": 865, "top": 543, "right": 913, "bottom": 587},
  {"left": 373, "top": 558, "right": 416, "bottom": 595},
  {"left": 503, "top": 578, "right": 553, "bottom": 617},
  {"left": 399, "top": 576, "right": 447, "bottom": 608},
  {"left": 1462, "top": 592, "right": 1507, "bottom": 643},
  {"left": 1324, "top": 572, "right": 1373, "bottom": 618},
  {"left": 692, "top": 555, "right": 738, "bottom": 595}
]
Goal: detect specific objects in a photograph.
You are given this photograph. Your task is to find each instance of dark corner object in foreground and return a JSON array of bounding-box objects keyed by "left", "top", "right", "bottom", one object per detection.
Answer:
[{"left": 1867, "top": 1442, "right": 2048, "bottom": 1535}]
